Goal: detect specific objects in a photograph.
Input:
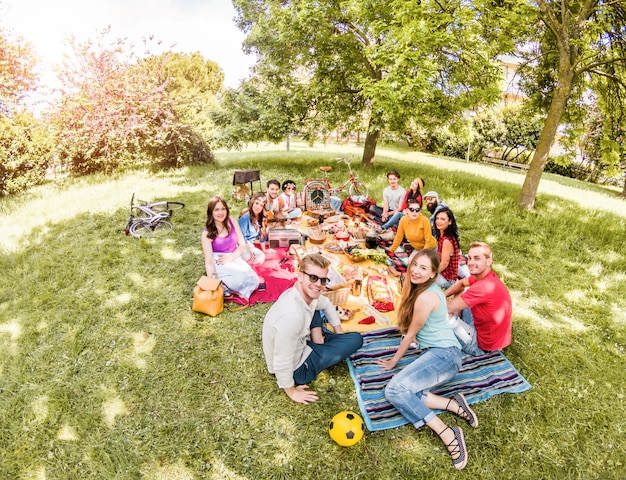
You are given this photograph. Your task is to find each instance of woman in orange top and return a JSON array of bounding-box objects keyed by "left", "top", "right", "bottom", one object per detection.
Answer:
[{"left": 389, "top": 199, "right": 437, "bottom": 253}]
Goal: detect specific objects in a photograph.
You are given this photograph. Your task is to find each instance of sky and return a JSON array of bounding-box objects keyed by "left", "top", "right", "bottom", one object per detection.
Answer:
[{"left": 1, "top": 0, "right": 256, "bottom": 89}]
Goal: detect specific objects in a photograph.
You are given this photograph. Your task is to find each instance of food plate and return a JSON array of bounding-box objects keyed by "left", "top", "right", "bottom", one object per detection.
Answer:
[{"left": 368, "top": 276, "right": 394, "bottom": 311}]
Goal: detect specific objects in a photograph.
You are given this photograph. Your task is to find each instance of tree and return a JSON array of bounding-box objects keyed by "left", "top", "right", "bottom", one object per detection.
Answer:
[
  {"left": 233, "top": 0, "right": 504, "bottom": 166},
  {"left": 145, "top": 52, "right": 224, "bottom": 141},
  {"left": 48, "top": 30, "right": 213, "bottom": 174},
  {"left": 0, "top": 28, "right": 38, "bottom": 114},
  {"left": 516, "top": 0, "right": 626, "bottom": 209}
]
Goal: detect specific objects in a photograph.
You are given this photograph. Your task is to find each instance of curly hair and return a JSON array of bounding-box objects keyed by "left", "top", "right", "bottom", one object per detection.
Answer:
[{"left": 434, "top": 206, "right": 459, "bottom": 243}]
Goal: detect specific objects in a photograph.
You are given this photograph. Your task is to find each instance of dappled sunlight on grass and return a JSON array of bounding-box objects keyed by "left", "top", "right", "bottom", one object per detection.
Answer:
[
  {"left": 510, "top": 292, "right": 590, "bottom": 332},
  {"left": 127, "top": 272, "right": 147, "bottom": 287},
  {"left": 110, "top": 292, "right": 133, "bottom": 305},
  {"left": 102, "top": 395, "right": 129, "bottom": 428},
  {"left": 611, "top": 304, "right": 626, "bottom": 324},
  {"left": 160, "top": 246, "right": 184, "bottom": 260},
  {"left": 2, "top": 148, "right": 625, "bottom": 479},
  {"left": 0, "top": 319, "right": 22, "bottom": 339},
  {"left": 510, "top": 292, "right": 548, "bottom": 326},
  {"left": 124, "top": 331, "right": 156, "bottom": 369},
  {"left": 30, "top": 395, "right": 49, "bottom": 424},
  {"left": 485, "top": 234, "right": 498, "bottom": 245},
  {"left": 0, "top": 172, "right": 207, "bottom": 253},
  {"left": 20, "top": 465, "right": 46, "bottom": 480},
  {"left": 56, "top": 425, "right": 78, "bottom": 441},
  {"left": 586, "top": 262, "right": 604, "bottom": 277},
  {"left": 0, "top": 319, "right": 22, "bottom": 356},
  {"left": 554, "top": 314, "right": 588, "bottom": 332},
  {"left": 140, "top": 459, "right": 196, "bottom": 480}
]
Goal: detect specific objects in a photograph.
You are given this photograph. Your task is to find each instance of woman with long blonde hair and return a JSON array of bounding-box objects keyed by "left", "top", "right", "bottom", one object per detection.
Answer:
[{"left": 378, "top": 249, "right": 477, "bottom": 470}]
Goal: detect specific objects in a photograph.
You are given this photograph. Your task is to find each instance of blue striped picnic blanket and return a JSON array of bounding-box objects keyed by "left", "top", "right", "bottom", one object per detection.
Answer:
[{"left": 347, "top": 327, "right": 532, "bottom": 431}]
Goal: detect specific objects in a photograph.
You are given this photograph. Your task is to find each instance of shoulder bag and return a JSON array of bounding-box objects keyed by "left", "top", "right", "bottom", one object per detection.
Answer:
[{"left": 192, "top": 276, "right": 224, "bottom": 317}]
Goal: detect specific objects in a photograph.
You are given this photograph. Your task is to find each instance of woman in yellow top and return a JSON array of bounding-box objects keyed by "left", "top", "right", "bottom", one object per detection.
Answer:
[{"left": 389, "top": 199, "right": 437, "bottom": 252}]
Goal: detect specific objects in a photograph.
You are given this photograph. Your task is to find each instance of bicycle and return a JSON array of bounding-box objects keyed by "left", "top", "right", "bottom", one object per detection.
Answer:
[
  {"left": 319, "top": 157, "right": 368, "bottom": 200},
  {"left": 124, "top": 193, "right": 185, "bottom": 238}
]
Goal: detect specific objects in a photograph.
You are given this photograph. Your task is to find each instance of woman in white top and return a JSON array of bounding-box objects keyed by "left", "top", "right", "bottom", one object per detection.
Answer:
[{"left": 278, "top": 180, "right": 303, "bottom": 219}]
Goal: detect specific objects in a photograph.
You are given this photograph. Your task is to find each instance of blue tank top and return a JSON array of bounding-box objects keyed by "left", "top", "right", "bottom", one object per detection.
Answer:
[{"left": 416, "top": 283, "right": 461, "bottom": 349}]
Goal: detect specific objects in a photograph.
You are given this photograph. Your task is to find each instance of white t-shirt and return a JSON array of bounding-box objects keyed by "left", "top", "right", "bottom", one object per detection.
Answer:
[{"left": 262, "top": 287, "right": 340, "bottom": 389}]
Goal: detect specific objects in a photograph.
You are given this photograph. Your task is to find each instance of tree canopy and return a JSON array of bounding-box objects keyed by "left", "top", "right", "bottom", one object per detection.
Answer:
[
  {"left": 232, "top": 0, "right": 505, "bottom": 166},
  {"left": 0, "top": 28, "right": 38, "bottom": 114},
  {"left": 516, "top": 0, "right": 626, "bottom": 209},
  {"left": 48, "top": 31, "right": 214, "bottom": 175}
]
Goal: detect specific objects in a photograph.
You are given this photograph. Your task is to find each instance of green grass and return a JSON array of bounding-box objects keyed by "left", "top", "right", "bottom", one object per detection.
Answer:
[{"left": 1, "top": 145, "right": 625, "bottom": 479}]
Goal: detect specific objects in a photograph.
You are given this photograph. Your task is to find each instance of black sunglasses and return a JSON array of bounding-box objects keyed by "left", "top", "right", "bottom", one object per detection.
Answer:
[
  {"left": 300, "top": 270, "right": 330, "bottom": 286},
  {"left": 408, "top": 207, "right": 421, "bottom": 213}
]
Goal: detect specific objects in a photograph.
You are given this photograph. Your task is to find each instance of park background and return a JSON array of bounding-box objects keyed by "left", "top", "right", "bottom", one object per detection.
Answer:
[{"left": 1, "top": 0, "right": 626, "bottom": 478}]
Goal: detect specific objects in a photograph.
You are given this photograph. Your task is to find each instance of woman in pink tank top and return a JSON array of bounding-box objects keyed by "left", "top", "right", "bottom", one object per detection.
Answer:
[{"left": 201, "top": 196, "right": 259, "bottom": 300}]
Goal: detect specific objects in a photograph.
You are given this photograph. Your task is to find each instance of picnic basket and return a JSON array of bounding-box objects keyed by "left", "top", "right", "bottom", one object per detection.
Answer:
[{"left": 322, "top": 267, "right": 351, "bottom": 306}]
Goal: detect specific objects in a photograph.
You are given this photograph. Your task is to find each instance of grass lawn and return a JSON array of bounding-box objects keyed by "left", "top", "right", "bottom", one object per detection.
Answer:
[{"left": 1, "top": 145, "right": 625, "bottom": 479}]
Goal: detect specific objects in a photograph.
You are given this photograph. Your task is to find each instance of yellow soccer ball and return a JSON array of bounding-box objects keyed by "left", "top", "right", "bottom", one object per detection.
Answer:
[{"left": 328, "top": 411, "right": 365, "bottom": 447}]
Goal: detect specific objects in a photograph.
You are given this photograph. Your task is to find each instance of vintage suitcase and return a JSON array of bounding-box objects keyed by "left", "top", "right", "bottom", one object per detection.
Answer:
[{"left": 267, "top": 229, "right": 305, "bottom": 248}]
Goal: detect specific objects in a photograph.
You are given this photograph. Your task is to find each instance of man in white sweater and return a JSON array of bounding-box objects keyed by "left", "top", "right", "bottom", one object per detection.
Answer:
[{"left": 262, "top": 253, "right": 363, "bottom": 404}]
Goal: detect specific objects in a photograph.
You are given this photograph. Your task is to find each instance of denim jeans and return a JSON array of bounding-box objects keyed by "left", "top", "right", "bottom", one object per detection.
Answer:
[
  {"left": 384, "top": 346, "right": 462, "bottom": 428},
  {"left": 457, "top": 308, "right": 487, "bottom": 357},
  {"left": 436, "top": 274, "right": 455, "bottom": 290},
  {"left": 293, "top": 311, "right": 363, "bottom": 385},
  {"left": 381, "top": 211, "right": 404, "bottom": 230}
]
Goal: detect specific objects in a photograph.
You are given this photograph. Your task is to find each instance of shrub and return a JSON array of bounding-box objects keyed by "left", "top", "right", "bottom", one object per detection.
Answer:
[{"left": 0, "top": 111, "right": 52, "bottom": 197}]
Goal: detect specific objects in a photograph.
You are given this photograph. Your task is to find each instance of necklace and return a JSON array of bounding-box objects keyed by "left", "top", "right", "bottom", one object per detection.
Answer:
[{"left": 217, "top": 224, "right": 225, "bottom": 235}]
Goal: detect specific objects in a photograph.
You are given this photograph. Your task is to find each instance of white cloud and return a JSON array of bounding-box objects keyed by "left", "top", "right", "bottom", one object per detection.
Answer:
[{"left": 2, "top": 0, "right": 255, "bottom": 88}]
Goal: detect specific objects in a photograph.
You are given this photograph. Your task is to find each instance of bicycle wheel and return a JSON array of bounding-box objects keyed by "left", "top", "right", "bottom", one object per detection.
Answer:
[
  {"left": 129, "top": 220, "right": 173, "bottom": 238},
  {"left": 349, "top": 181, "right": 368, "bottom": 200},
  {"left": 150, "top": 201, "right": 185, "bottom": 213}
]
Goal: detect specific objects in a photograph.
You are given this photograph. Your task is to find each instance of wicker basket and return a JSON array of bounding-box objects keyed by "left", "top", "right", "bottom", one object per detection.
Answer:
[
  {"left": 322, "top": 287, "right": 350, "bottom": 306},
  {"left": 308, "top": 227, "right": 327, "bottom": 245}
]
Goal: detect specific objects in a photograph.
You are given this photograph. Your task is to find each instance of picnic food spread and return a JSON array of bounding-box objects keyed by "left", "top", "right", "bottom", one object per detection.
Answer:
[{"left": 285, "top": 212, "right": 401, "bottom": 332}]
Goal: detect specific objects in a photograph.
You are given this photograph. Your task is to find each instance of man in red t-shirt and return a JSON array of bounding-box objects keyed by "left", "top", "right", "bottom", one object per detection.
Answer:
[{"left": 445, "top": 242, "right": 512, "bottom": 356}]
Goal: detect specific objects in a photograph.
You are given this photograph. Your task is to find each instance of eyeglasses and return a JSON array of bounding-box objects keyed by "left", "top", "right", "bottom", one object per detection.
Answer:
[
  {"left": 408, "top": 207, "right": 421, "bottom": 213},
  {"left": 300, "top": 270, "right": 330, "bottom": 286},
  {"left": 285, "top": 186, "right": 295, "bottom": 191}
]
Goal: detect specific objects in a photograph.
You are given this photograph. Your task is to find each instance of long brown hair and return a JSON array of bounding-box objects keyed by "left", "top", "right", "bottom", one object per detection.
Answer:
[
  {"left": 397, "top": 249, "right": 440, "bottom": 334},
  {"left": 205, "top": 196, "right": 230, "bottom": 239},
  {"left": 248, "top": 192, "right": 268, "bottom": 239}
]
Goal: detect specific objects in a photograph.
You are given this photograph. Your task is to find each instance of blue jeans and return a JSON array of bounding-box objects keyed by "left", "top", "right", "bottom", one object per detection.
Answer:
[
  {"left": 293, "top": 311, "right": 363, "bottom": 385},
  {"left": 384, "top": 346, "right": 462, "bottom": 428},
  {"left": 458, "top": 308, "right": 487, "bottom": 356},
  {"left": 330, "top": 196, "right": 342, "bottom": 213},
  {"left": 287, "top": 207, "right": 302, "bottom": 219},
  {"left": 436, "top": 274, "right": 455, "bottom": 290},
  {"left": 381, "top": 211, "right": 404, "bottom": 230}
]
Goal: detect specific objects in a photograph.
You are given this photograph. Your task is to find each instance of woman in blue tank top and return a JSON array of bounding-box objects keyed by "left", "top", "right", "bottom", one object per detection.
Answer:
[
  {"left": 201, "top": 196, "right": 259, "bottom": 301},
  {"left": 378, "top": 249, "right": 477, "bottom": 470}
]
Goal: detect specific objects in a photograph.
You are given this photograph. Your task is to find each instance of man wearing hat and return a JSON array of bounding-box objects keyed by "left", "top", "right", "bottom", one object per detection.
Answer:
[{"left": 424, "top": 191, "right": 449, "bottom": 236}]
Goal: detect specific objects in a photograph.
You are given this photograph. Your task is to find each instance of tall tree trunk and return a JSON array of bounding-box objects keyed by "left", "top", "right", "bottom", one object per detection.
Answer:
[
  {"left": 361, "top": 113, "right": 381, "bottom": 167},
  {"left": 517, "top": 69, "right": 574, "bottom": 210}
]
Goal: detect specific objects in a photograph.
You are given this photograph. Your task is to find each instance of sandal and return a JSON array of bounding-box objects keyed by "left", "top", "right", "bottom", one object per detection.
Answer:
[
  {"left": 440, "top": 426, "right": 467, "bottom": 470},
  {"left": 449, "top": 393, "right": 478, "bottom": 428}
]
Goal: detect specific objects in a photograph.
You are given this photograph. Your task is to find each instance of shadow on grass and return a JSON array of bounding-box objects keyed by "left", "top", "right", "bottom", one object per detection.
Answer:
[{"left": 0, "top": 155, "right": 625, "bottom": 479}]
